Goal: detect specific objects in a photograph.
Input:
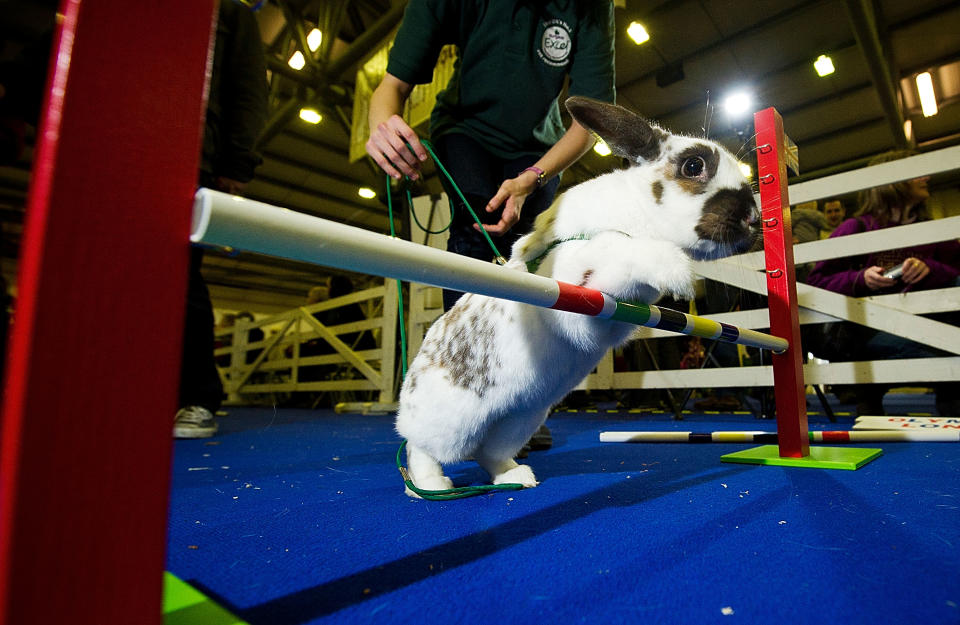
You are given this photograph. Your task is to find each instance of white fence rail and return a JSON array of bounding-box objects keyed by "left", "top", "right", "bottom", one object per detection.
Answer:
[
  {"left": 406, "top": 146, "right": 960, "bottom": 394},
  {"left": 218, "top": 146, "right": 959, "bottom": 407},
  {"left": 215, "top": 281, "right": 399, "bottom": 404}
]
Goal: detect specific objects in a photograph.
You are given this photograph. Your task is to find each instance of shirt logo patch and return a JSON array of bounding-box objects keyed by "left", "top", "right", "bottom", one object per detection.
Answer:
[{"left": 538, "top": 19, "right": 572, "bottom": 67}]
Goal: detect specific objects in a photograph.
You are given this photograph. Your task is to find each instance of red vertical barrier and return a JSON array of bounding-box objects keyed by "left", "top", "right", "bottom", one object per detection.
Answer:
[
  {"left": 754, "top": 108, "right": 810, "bottom": 458},
  {"left": 0, "top": 1, "right": 216, "bottom": 623}
]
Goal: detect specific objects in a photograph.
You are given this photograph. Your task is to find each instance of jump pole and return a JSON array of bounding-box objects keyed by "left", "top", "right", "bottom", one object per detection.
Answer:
[
  {"left": 0, "top": 1, "right": 216, "bottom": 624},
  {"left": 717, "top": 108, "right": 881, "bottom": 470},
  {"left": 192, "top": 189, "right": 786, "bottom": 353},
  {"left": 599, "top": 430, "right": 958, "bottom": 444}
]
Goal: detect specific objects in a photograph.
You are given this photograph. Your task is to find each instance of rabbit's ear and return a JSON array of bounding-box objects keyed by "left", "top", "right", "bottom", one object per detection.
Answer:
[{"left": 566, "top": 96, "right": 665, "bottom": 163}]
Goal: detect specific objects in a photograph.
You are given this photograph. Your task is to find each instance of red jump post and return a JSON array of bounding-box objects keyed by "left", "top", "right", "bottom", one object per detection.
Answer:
[
  {"left": 721, "top": 108, "right": 882, "bottom": 470},
  {"left": 755, "top": 107, "right": 809, "bottom": 458},
  {"left": 0, "top": 1, "right": 216, "bottom": 624}
]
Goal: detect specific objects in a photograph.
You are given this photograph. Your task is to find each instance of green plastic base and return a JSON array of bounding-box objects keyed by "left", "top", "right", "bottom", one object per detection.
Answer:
[
  {"left": 163, "top": 572, "right": 248, "bottom": 625},
  {"left": 720, "top": 445, "right": 883, "bottom": 470}
]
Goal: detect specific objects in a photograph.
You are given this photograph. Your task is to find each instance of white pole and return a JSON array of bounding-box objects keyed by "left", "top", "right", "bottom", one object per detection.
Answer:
[
  {"left": 192, "top": 188, "right": 560, "bottom": 307},
  {"left": 192, "top": 188, "right": 788, "bottom": 353}
]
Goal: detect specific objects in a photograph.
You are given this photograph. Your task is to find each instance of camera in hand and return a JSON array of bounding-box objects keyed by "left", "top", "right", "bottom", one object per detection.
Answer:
[{"left": 883, "top": 262, "right": 904, "bottom": 280}]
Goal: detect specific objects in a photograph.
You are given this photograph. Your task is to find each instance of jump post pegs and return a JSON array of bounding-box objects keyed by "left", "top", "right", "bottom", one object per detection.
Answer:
[{"left": 719, "top": 107, "right": 883, "bottom": 471}]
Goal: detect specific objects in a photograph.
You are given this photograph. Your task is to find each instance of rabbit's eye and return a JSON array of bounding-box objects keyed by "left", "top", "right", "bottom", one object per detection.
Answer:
[{"left": 681, "top": 156, "right": 706, "bottom": 178}]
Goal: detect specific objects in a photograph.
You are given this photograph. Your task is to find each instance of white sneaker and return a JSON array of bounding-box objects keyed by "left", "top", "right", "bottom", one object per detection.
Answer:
[{"left": 174, "top": 406, "right": 218, "bottom": 439}]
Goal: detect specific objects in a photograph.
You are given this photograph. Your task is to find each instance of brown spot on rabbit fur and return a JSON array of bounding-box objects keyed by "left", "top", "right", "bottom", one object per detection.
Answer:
[
  {"left": 579, "top": 269, "right": 594, "bottom": 286},
  {"left": 405, "top": 368, "right": 420, "bottom": 393},
  {"left": 435, "top": 297, "right": 502, "bottom": 397},
  {"left": 652, "top": 181, "right": 663, "bottom": 204}
]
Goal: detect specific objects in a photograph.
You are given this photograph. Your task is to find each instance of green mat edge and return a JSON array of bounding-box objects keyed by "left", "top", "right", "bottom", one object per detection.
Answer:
[
  {"left": 721, "top": 445, "right": 883, "bottom": 470},
  {"left": 163, "top": 572, "right": 249, "bottom": 625}
]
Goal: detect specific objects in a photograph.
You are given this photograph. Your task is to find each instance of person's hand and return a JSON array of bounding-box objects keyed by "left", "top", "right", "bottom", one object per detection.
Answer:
[
  {"left": 215, "top": 176, "right": 247, "bottom": 195},
  {"left": 900, "top": 257, "right": 930, "bottom": 284},
  {"left": 863, "top": 265, "right": 897, "bottom": 290},
  {"left": 477, "top": 170, "right": 539, "bottom": 236},
  {"left": 365, "top": 114, "right": 427, "bottom": 181}
]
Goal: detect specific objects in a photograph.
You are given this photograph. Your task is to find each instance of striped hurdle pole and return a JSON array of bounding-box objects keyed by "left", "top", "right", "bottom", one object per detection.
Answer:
[
  {"left": 599, "top": 430, "right": 960, "bottom": 444},
  {"left": 191, "top": 188, "right": 788, "bottom": 353}
]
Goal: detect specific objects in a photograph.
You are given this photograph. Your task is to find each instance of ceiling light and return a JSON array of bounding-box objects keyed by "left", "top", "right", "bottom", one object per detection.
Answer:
[
  {"left": 916, "top": 72, "right": 938, "bottom": 117},
  {"left": 307, "top": 28, "right": 322, "bottom": 52},
  {"left": 299, "top": 108, "right": 322, "bottom": 124},
  {"left": 723, "top": 91, "right": 753, "bottom": 118},
  {"left": 593, "top": 139, "right": 612, "bottom": 156},
  {"left": 814, "top": 54, "right": 835, "bottom": 77},
  {"left": 358, "top": 187, "right": 377, "bottom": 199},
  {"left": 627, "top": 22, "right": 649, "bottom": 45},
  {"left": 288, "top": 50, "right": 306, "bottom": 70},
  {"left": 738, "top": 162, "right": 752, "bottom": 179}
]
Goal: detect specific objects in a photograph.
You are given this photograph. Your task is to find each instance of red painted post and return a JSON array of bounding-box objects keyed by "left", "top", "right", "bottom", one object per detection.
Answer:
[
  {"left": 754, "top": 108, "right": 810, "bottom": 458},
  {"left": 0, "top": 1, "right": 216, "bottom": 624}
]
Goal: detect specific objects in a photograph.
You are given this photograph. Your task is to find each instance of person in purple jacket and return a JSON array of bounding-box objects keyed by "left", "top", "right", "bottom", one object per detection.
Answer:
[{"left": 805, "top": 150, "right": 960, "bottom": 416}]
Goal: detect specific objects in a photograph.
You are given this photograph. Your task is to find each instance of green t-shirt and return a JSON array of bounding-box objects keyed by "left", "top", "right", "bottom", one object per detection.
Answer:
[{"left": 387, "top": 0, "right": 616, "bottom": 159}]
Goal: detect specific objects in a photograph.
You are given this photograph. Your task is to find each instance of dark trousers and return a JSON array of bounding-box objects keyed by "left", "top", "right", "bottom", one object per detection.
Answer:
[
  {"left": 432, "top": 133, "right": 560, "bottom": 311},
  {"left": 178, "top": 246, "right": 223, "bottom": 412}
]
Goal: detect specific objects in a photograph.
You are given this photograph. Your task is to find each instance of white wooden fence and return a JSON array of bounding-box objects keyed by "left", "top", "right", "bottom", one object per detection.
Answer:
[
  {"left": 216, "top": 145, "right": 960, "bottom": 408},
  {"left": 406, "top": 146, "right": 960, "bottom": 395},
  {"left": 215, "top": 282, "right": 399, "bottom": 407}
]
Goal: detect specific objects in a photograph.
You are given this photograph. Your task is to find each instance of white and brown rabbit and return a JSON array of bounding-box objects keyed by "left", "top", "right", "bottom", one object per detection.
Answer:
[{"left": 396, "top": 96, "right": 757, "bottom": 497}]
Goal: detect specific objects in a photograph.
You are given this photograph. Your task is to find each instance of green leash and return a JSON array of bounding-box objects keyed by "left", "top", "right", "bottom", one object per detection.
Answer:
[
  {"left": 395, "top": 441, "right": 524, "bottom": 500},
  {"left": 386, "top": 142, "right": 525, "bottom": 499},
  {"left": 421, "top": 139, "right": 508, "bottom": 264}
]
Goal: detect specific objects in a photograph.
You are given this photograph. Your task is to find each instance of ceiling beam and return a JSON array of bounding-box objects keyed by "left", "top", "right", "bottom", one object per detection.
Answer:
[
  {"left": 617, "top": 0, "right": 824, "bottom": 98},
  {"left": 257, "top": 2, "right": 407, "bottom": 150},
  {"left": 323, "top": 1, "right": 406, "bottom": 82},
  {"left": 842, "top": 0, "right": 908, "bottom": 148}
]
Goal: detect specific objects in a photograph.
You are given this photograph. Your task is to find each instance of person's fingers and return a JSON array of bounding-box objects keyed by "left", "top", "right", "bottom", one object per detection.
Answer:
[
  {"left": 486, "top": 186, "right": 510, "bottom": 213},
  {"left": 365, "top": 115, "right": 424, "bottom": 179}
]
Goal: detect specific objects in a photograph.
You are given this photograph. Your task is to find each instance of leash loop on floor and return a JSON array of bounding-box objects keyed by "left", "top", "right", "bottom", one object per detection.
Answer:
[{"left": 395, "top": 441, "right": 524, "bottom": 500}]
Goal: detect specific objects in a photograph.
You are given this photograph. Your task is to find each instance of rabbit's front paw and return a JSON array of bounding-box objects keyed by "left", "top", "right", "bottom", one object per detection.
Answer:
[
  {"left": 405, "top": 474, "right": 454, "bottom": 498},
  {"left": 493, "top": 464, "right": 538, "bottom": 488}
]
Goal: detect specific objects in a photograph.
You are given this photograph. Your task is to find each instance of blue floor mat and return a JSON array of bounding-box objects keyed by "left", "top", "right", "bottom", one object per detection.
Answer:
[{"left": 167, "top": 399, "right": 959, "bottom": 624}]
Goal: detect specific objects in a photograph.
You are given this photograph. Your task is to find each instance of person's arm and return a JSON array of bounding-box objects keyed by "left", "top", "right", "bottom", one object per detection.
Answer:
[
  {"left": 481, "top": 4, "right": 614, "bottom": 237},
  {"left": 217, "top": 2, "right": 268, "bottom": 188},
  {"left": 365, "top": 73, "right": 429, "bottom": 181},
  {"left": 480, "top": 120, "right": 595, "bottom": 236},
  {"left": 908, "top": 239, "right": 960, "bottom": 289},
  {"left": 806, "top": 219, "right": 873, "bottom": 296}
]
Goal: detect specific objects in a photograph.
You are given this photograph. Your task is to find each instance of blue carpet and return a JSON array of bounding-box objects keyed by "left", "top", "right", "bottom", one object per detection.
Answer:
[{"left": 167, "top": 399, "right": 959, "bottom": 624}]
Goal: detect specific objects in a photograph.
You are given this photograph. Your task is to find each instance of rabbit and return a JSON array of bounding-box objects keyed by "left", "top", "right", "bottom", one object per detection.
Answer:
[{"left": 396, "top": 96, "right": 758, "bottom": 497}]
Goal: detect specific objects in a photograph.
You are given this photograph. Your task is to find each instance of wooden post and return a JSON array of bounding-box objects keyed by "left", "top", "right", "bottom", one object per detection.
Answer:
[
  {"left": 754, "top": 107, "right": 810, "bottom": 458},
  {"left": 0, "top": 1, "right": 216, "bottom": 623}
]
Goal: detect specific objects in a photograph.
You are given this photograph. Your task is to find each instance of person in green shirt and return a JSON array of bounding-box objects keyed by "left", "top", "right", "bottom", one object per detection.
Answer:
[
  {"left": 367, "top": 1, "right": 616, "bottom": 453},
  {"left": 366, "top": 0, "right": 616, "bottom": 311}
]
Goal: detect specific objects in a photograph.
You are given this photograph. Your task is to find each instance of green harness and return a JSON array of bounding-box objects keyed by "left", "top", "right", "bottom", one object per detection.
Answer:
[
  {"left": 523, "top": 231, "right": 630, "bottom": 273},
  {"left": 524, "top": 234, "right": 591, "bottom": 273}
]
